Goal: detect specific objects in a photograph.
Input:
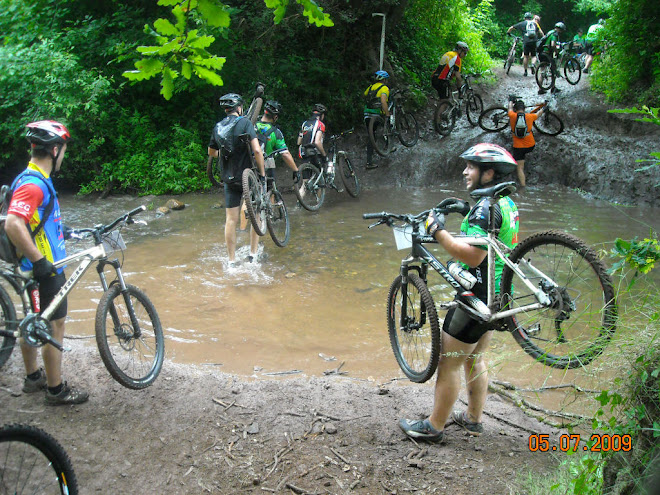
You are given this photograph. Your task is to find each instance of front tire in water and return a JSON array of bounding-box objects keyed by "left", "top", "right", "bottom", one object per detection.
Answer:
[
  {"left": 294, "top": 162, "right": 325, "bottom": 211},
  {"left": 266, "top": 189, "right": 290, "bottom": 247},
  {"left": 337, "top": 154, "right": 360, "bottom": 198},
  {"left": 242, "top": 168, "right": 267, "bottom": 236}
]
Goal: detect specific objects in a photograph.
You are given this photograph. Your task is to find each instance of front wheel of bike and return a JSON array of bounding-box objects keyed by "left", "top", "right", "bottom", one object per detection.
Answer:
[
  {"left": 206, "top": 156, "right": 222, "bottom": 188},
  {"left": 564, "top": 58, "right": 582, "bottom": 85},
  {"left": 337, "top": 154, "right": 360, "bottom": 198},
  {"left": 533, "top": 110, "right": 564, "bottom": 136},
  {"left": 434, "top": 101, "right": 457, "bottom": 135},
  {"left": 294, "top": 162, "right": 325, "bottom": 211},
  {"left": 0, "top": 283, "right": 17, "bottom": 369},
  {"left": 536, "top": 61, "right": 555, "bottom": 90},
  {"left": 266, "top": 189, "right": 290, "bottom": 248},
  {"left": 387, "top": 273, "right": 440, "bottom": 383},
  {"left": 465, "top": 93, "right": 484, "bottom": 126},
  {"left": 396, "top": 111, "right": 419, "bottom": 147},
  {"left": 500, "top": 230, "right": 617, "bottom": 369},
  {"left": 505, "top": 47, "right": 515, "bottom": 74},
  {"left": 0, "top": 423, "right": 79, "bottom": 495},
  {"left": 478, "top": 106, "right": 509, "bottom": 132},
  {"left": 242, "top": 168, "right": 267, "bottom": 236},
  {"left": 96, "top": 284, "right": 164, "bottom": 389},
  {"left": 368, "top": 116, "right": 390, "bottom": 157}
]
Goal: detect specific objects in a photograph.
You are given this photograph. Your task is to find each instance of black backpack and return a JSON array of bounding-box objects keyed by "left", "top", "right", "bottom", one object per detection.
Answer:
[
  {"left": 0, "top": 172, "right": 56, "bottom": 265},
  {"left": 364, "top": 83, "right": 385, "bottom": 109},
  {"left": 213, "top": 115, "right": 246, "bottom": 160}
]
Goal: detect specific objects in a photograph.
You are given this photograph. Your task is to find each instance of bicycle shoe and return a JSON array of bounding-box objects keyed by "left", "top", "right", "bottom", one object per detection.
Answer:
[
  {"left": 45, "top": 382, "right": 89, "bottom": 406},
  {"left": 22, "top": 368, "right": 47, "bottom": 393},
  {"left": 451, "top": 410, "right": 483, "bottom": 436},
  {"left": 398, "top": 418, "right": 445, "bottom": 442}
]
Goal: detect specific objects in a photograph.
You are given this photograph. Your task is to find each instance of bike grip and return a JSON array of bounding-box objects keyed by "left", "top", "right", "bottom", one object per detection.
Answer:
[
  {"left": 129, "top": 205, "right": 147, "bottom": 217},
  {"left": 363, "top": 212, "right": 385, "bottom": 220}
]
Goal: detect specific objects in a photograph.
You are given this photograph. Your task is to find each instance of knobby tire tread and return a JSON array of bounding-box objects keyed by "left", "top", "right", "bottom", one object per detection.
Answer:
[
  {"left": 0, "top": 283, "right": 17, "bottom": 369},
  {"left": 266, "top": 189, "right": 290, "bottom": 248},
  {"left": 368, "top": 116, "right": 390, "bottom": 157},
  {"left": 396, "top": 111, "right": 420, "bottom": 147},
  {"left": 242, "top": 168, "right": 267, "bottom": 236},
  {"left": 533, "top": 110, "right": 564, "bottom": 136},
  {"left": 337, "top": 155, "right": 360, "bottom": 198},
  {"left": 465, "top": 93, "right": 484, "bottom": 126},
  {"left": 536, "top": 62, "right": 555, "bottom": 90},
  {"left": 478, "top": 106, "right": 509, "bottom": 132},
  {"left": 294, "top": 163, "right": 325, "bottom": 211}
]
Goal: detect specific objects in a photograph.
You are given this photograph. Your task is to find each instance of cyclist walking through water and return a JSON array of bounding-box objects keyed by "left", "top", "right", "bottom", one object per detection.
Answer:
[
  {"left": 431, "top": 42, "right": 469, "bottom": 107},
  {"left": 507, "top": 12, "right": 542, "bottom": 77},
  {"left": 255, "top": 100, "right": 300, "bottom": 187},
  {"left": 363, "top": 70, "right": 392, "bottom": 170},
  {"left": 399, "top": 143, "right": 519, "bottom": 442},
  {"left": 208, "top": 93, "right": 266, "bottom": 265},
  {"left": 5, "top": 121, "right": 89, "bottom": 405},
  {"left": 297, "top": 103, "right": 330, "bottom": 177}
]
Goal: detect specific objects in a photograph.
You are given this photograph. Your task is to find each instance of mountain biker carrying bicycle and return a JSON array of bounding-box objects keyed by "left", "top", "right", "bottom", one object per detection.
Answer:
[
  {"left": 399, "top": 143, "right": 519, "bottom": 442},
  {"left": 208, "top": 93, "right": 266, "bottom": 265},
  {"left": 507, "top": 96, "right": 543, "bottom": 187},
  {"left": 363, "top": 70, "right": 392, "bottom": 170},
  {"left": 507, "top": 12, "right": 542, "bottom": 77},
  {"left": 536, "top": 21, "right": 566, "bottom": 94},
  {"left": 256, "top": 100, "right": 299, "bottom": 188},
  {"left": 431, "top": 42, "right": 469, "bottom": 107},
  {"left": 5, "top": 121, "right": 89, "bottom": 405},
  {"left": 297, "top": 103, "right": 330, "bottom": 177}
]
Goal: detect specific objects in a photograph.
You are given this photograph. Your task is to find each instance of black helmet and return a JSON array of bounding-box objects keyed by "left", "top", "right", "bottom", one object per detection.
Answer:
[
  {"left": 219, "top": 93, "right": 244, "bottom": 110},
  {"left": 264, "top": 100, "right": 282, "bottom": 116},
  {"left": 26, "top": 120, "right": 71, "bottom": 149},
  {"left": 555, "top": 22, "right": 566, "bottom": 30},
  {"left": 312, "top": 103, "right": 327, "bottom": 114},
  {"left": 513, "top": 99, "right": 525, "bottom": 112},
  {"left": 524, "top": 12, "right": 533, "bottom": 20},
  {"left": 460, "top": 143, "right": 517, "bottom": 175}
]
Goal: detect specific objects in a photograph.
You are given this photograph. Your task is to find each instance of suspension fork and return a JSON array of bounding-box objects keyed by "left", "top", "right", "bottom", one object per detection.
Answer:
[
  {"left": 97, "top": 260, "right": 142, "bottom": 339},
  {"left": 398, "top": 256, "right": 428, "bottom": 330}
]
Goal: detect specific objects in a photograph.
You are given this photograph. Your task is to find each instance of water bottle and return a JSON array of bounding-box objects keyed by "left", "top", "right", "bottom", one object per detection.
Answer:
[{"left": 447, "top": 261, "right": 477, "bottom": 290}]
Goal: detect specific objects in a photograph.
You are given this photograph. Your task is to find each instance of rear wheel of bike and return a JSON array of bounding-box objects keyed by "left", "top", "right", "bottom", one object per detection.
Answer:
[
  {"left": 206, "top": 156, "right": 222, "bottom": 188},
  {"left": 266, "top": 189, "right": 290, "bottom": 248},
  {"left": 242, "top": 168, "right": 267, "bottom": 236},
  {"left": 0, "top": 284, "right": 17, "bottom": 369},
  {"left": 387, "top": 273, "right": 440, "bottom": 383},
  {"left": 500, "top": 230, "right": 617, "bottom": 369},
  {"left": 96, "top": 284, "right": 164, "bottom": 389},
  {"left": 368, "top": 116, "right": 390, "bottom": 157},
  {"left": 396, "top": 110, "right": 419, "bottom": 147},
  {"left": 533, "top": 110, "right": 564, "bottom": 136},
  {"left": 294, "top": 162, "right": 325, "bottom": 211},
  {"left": 465, "top": 93, "right": 484, "bottom": 126},
  {"left": 564, "top": 58, "right": 582, "bottom": 85},
  {"left": 337, "top": 154, "right": 360, "bottom": 198},
  {"left": 0, "top": 424, "right": 78, "bottom": 495},
  {"left": 434, "top": 101, "right": 457, "bottom": 135},
  {"left": 478, "top": 106, "right": 509, "bottom": 132},
  {"left": 536, "top": 61, "right": 555, "bottom": 90}
]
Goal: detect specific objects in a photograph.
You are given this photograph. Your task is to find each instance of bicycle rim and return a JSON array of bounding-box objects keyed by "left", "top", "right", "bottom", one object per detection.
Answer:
[
  {"left": 434, "top": 102, "right": 455, "bottom": 135},
  {"left": 368, "top": 116, "right": 389, "bottom": 157},
  {"left": 465, "top": 93, "right": 483, "bottom": 126},
  {"left": 536, "top": 62, "right": 555, "bottom": 90},
  {"left": 294, "top": 163, "right": 325, "bottom": 211},
  {"left": 533, "top": 110, "right": 564, "bottom": 136},
  {"left": 241, "top": 169, "right": 267, "bottom": 236},
  {"left": 500, "top": 230, "right": 617, "bottom": 369},
  {"left": 396, "top": 111, "right": 419, "bottom": 147},
  {"left": 564, "top": 58, "right": 582, "bottom": 85},
  {"left": 95, "top": 284, "right": 164, "bottom": 389},
  {"left": 505, "top": 50, "right": 514, "bottom": 74},
  {"left": 478, "top": 106, "right": 509, "bottom": 132},
  {"left": 387, "top": 273, "right": 440, "bottom": 383},
  {"left": 337, "top": 155, "right": 360, "bottom": 198},
  {"left": 266, "top": 189, "right": 290, "bottom": 247},
  {"left": 206, "top": 156, "right": 222, "bottom": 188},
  {"left": 0, "top": 283, "right": 17, "bottom": 369}
]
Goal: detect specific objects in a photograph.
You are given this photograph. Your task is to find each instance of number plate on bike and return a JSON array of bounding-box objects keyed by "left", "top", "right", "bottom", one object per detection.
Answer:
[
  {"left": 393, "top": 225, "right": 414, "bottom": 250},
  {"left": 102, "top": 230, "right": 126, "bottom": 254}
]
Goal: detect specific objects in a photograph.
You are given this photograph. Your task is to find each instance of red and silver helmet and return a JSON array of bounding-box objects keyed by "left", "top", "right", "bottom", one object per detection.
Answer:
[
  {"left": 460, "top": 143, "right": 517, "bottom": 175},
  {"left": 26, "top": 120, "right": 71, "bottom": 148}
]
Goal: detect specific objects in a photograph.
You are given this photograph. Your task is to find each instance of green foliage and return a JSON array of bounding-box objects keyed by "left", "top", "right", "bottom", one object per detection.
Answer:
[{"left": 610, "top": 235, "right": 660, "bottom": 281}]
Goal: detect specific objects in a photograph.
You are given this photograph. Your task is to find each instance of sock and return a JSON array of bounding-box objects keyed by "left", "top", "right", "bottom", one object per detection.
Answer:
[
  {"left": 27, "top": 370, "right": 42, "bottom": 381},
  {"left": 48, "top": 383, "right": 64, "bottom": 395}
]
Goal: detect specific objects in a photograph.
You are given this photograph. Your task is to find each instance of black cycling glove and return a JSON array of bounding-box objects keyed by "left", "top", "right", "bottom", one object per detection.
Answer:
[
  {"left": 425, "top": 210, "right": 445, "bottom": 237},
  {"left": 293, "top": 170, "right": 301, "bottom": 183},
  {"left": 32, "top": 257, "right": 56, "bottom": 283}
]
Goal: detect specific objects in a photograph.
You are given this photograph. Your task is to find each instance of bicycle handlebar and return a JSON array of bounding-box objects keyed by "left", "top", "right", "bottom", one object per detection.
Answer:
[
  {"left": 363, "top": 199, "right": 470, "bottom": 228},
  {"left": 73, "top": 206, "right": 147, "bottom": 239}
]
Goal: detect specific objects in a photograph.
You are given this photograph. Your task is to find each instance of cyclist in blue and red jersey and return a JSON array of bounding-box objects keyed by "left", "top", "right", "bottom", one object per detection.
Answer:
[{"left": 5, "top": 120, "right": 89, "bottom": 406}]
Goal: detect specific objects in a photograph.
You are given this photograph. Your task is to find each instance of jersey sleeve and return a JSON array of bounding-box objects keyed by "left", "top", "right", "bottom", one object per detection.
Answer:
[
  {"left": 273, "top": 128, "right": 288, "bottom": 151},
  {"left": 7, "top": 183, "right": 44, "bottom": 223}
]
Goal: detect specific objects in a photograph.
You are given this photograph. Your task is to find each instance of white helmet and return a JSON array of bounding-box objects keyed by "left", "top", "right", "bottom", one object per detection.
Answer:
[{"left": 460, "top": 143, "right": 517, "bottom": 175}]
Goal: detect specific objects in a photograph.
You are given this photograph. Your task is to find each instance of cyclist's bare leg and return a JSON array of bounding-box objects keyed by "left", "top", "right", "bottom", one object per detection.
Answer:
[
  {"left": 516, "top": 159, "right": 526, "bottom": 187},
  {"left": 225, "top": 206, "right": 240, "bottom": 262},
  {"left": 463, "top": 330, "right": 494, "bottom": 424},
  {"left": 249, "top": 225, "right": 259, "bottom": 258}
]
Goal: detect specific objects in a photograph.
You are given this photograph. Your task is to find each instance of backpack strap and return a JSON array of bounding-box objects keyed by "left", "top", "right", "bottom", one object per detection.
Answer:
[{"left": 11, "top": 171, "right": 57, "bottom": 240}]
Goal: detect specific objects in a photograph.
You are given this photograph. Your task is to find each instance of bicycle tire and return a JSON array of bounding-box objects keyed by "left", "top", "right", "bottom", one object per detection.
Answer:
[
  {"left": 266, "top": 189, "right": 290, "bottom": 248},
  {"left": 434, "top": 101, "right": 456, "bottom": 135},
  {"left": 368, "top": 115, "right": 390, "bottom": 157},
  {"left": 505, "top": 47, "right": 515, "bottom": 74},
  {"left": 206, "top": 156, "right": 222, "bottom": 188},
  {"left": 465, "top": 93, "right": 484, "bottom": 126},
  {"left": 0, "top": 283, "right": 17, "bottom": 369},
  {"left": 294, "top": 162, "right": 325, "bottom": 211},
  {"left": 500, "top": 230, "right": 617, "bottom": 369},
  {"left": 533, "top": 110, "right": 564, "bottom": 136},
  {"left": 478, "top": 106, "right": 509, "bottom": 132},
  {"left": 241, "top": 168, "right": 267, "bottom": 236},
  {"left": 535, "top": 61, "right": 555, "bottom": 90},
  {"left": 396, "top": 110, "right": 419, "bottom": 147},
  {"left": 337, "top": 154, "right": 360, "bottom": 198},
  {"left": 95, "top": 284, "right": 164, "bottom": 389},
  {"left": 387, "top": 273, "right": 440, "bottom": 383},
  {"left": 245, "top": 97, "right": 263, "bottom": 125},
  {"left": 0, "top": 423, "right": 78, "bottom": 495},
  {"left": 564, "top": 58, "right": 582, "bottom": 85}
]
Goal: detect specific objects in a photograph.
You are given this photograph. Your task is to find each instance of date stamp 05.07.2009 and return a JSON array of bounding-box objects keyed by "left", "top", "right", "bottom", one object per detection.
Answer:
[{"left": 528, "top": 434, "right": 632, "bottom": 453}]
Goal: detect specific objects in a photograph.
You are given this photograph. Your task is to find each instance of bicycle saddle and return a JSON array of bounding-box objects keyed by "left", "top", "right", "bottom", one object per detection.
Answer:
[{"left": 469, "top": 181, "right": 517, "bottom": 200}]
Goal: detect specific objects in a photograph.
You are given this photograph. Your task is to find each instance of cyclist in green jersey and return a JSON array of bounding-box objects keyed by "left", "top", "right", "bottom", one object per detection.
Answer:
[
  {"left": 399, "top": 143, "right": 519, "bottom": 442},
  {"left": 255, "top": 100, "right": 300, "bottom": 189}
]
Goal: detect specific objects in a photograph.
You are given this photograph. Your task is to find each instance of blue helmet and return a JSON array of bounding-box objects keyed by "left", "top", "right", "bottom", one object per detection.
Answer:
[{"left": 374, "top": 70, "right": 389, "bottom": 81}]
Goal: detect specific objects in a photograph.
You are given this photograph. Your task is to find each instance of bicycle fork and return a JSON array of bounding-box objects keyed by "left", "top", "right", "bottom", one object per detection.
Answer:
[{"left": 97, "top": 261, "right": 142, "bottom": 340}]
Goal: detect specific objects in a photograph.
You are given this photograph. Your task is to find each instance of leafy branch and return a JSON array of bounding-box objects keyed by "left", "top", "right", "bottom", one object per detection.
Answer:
[{"left": 608, "top": 106, "right": 660, "bottom": 172}]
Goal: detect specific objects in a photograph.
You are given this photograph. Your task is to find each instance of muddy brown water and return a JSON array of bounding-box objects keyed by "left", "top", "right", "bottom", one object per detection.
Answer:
[{"left": 31, "top": 185, "right": 659, "bottom": 415}]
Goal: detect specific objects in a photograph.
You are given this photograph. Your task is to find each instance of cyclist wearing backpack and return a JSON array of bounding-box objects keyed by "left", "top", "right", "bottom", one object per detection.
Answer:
[
  {"left": 208, "top": 93, "right": 266, "bottom": 265},
  {"left": 4, "top": 121, "right": 88, "bottom": 406},
  {"left": 297, "top": 103, "right": 329, "bottom": 176},
  {"left": 506, "top": 97, "right": 543, "bottom": 187},
  {"left": 507, "top": 12, "right": 542, "bottom": 77},
  {"left": 536, "top": 21, "right": 566, "bottom": 94},
  {"left": 363, "top": 70, "right": 391, "bottom": 170},
  {"left": 255, "top": 100, "right": 299, "bottom": 187}
]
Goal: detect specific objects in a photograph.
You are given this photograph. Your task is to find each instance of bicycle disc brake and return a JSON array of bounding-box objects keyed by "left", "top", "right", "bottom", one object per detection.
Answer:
[
  {"left": 19, "top": 314, "right": 53, "bottom": 348},
  {"left": 114, "top": 323, "right": 137, "bottom": 351}
]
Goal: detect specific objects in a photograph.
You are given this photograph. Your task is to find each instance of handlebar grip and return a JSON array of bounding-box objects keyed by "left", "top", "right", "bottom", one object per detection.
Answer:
[
  {"left": 128, "top": 205, "right": 147, "bottom": 217},
  {"left": 363, "top": 212, "right": 386, "bottom": 219}
]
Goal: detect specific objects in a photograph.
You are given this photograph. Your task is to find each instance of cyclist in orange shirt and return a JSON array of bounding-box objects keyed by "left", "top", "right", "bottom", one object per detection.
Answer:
[{"left": 506, "top": 96, "right": 543, "bottom": 187}]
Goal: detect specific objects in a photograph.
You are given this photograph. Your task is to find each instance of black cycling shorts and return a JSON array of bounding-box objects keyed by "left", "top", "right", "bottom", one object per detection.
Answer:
[
  {"left": 432, "top": 79, "right": 451, "bottom": 99},
  {"left": 512, "top": 145, "right": 535, "bottom": 160},
  {"left": 585, "top": 42, "right": 595, "bottom": 55},
  {"left": 443, "top": 306, "right": 491, "bottom": 344},
  {"left": 39, "top": 272, "right": 67, "bottom": 321},
  {"left": 223, "top": 181, "right": 243, "bottom": 209},
  {"left": 523, "top": 41, "right": 537, "bottom": 56}
]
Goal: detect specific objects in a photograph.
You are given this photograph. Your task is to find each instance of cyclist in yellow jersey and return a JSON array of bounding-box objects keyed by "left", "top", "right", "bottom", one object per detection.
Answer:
[{"left": 363, "top": 70, "right": 391, "bottom": 170}]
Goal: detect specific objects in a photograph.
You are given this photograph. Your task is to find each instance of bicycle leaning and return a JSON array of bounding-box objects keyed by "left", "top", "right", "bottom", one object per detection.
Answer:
[
  {"left": 363, "top": 183, "right": 617, "bottom": 383},
  {"left": 478, "top": 96, "right": 564, "bottom": 136},
  {"left": 367, "top": 89, "right": 420, "bottom": 157},
  {"left": 0, "top": 206, "right": 164, "bottom": 390},
  {"left": 434, "top": 74, "right": 484, "bottom": 135},
  {"left": 504, "top": 35, "right": 522, "bottom": 75},
  {"left": 556, "top": 41, "right": 583, "bottom": 85}
]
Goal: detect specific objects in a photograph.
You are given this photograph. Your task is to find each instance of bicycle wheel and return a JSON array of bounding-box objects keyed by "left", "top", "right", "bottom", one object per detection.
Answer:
[
  {"left": 533, "top": 110, "right": 564, "bottom": 136},
  {"left": 500, "top": 230, "right": 617, "bottom": 369},
  {"left": 564, "top": 58, "right": 582, "bottom": 85},
  {"left": 396, "top": 110, "right": 419, "bottom": 147},
  {"left": 368, "top": 116, "right": 390, "bottom": 157},
  {"left": 434, "top": 101, "right": 456, "bottom": 135},
  {"left": 0, "top": 423, "right": 78, "bottom": 495},
  {"left": 266, "top": 189, "right": 290, "bottom": 248},
  {"left": 0, "top": 283, "right": 17, "bottom": 369},
  {"left": 294, "top": 162, "right": 325, "bottom": 211},
  {"left": 337, "top": 154, "right": 360, "bottom": 198},
  {"left": 387, "top": 273, "right": 440, "bottom": 383},
  {"left": 206, "top": 156, "right": 222, "bottom": 188},
  {"left": 95, "top": 284, "right": 164, "bottom": 389},
  {"left": 478, "top": 106, "right": 509, "bottom": 132},
  {"left": 505, "top": 47, "right": 515, "bottom": 74},
  {"left": 241, "top": 168, "right": 267, "bottom": 236},
  {"left": 536, "top": 61, "right": 555, "bottom": 90},
  {"left": 465, "top": 93, "right": 484, "bottom": 126}
]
